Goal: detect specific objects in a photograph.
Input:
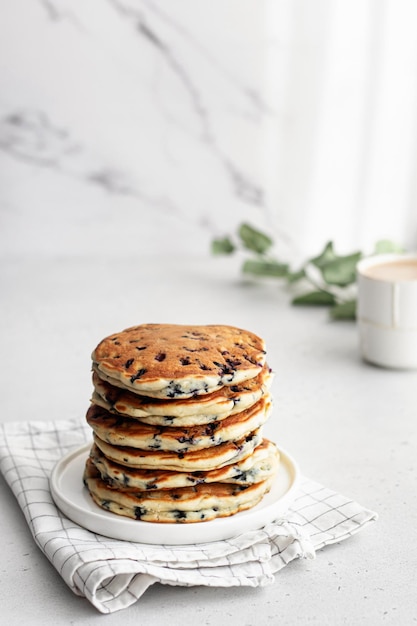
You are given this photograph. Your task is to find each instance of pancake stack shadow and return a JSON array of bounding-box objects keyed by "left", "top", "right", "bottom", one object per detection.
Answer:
[{"left": 83, "top": 324, "right": 280, "bottom": 524}]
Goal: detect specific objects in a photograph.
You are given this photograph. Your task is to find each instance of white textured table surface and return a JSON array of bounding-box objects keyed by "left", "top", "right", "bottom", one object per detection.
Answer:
[{"left": 1, "top": 255, "right": 416, "bottom": 625}]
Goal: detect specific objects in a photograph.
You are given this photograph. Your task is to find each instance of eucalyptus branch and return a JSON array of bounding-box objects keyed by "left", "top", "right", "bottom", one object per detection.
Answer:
[{"left": 211, "top": 223, "right": 404, "bottom": 320}]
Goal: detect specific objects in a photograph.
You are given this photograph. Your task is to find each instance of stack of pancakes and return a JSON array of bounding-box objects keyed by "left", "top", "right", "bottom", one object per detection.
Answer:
[{"left": 83, "top": 323, "right": 280, "bottom": 523}]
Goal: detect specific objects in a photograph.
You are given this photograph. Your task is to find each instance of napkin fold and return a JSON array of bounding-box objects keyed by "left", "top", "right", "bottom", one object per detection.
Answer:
[{"left": 0, "top": 420, "right": 377, "bottom": 614}]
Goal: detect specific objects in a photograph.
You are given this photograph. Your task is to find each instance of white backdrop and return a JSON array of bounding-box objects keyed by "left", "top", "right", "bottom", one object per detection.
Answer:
[
  {"left": 1, "top": 0, "right": 417, "bottom": 262},
  {"left": 266, "top": 0, "right": 417, "bottom": 260}
]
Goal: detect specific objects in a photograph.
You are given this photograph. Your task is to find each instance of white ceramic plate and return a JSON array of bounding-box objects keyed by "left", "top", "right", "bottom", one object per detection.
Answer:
[{"left": 50, "top": 443, "right": 300, "bottom": 545}]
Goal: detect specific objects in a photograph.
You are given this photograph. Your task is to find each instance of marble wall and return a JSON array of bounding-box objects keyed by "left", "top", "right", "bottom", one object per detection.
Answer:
[
  {"left": 1, "top": 1, "right": 417, "bottom": 262},
  {"left": 0, "top": 0, "right": 274, "bottom": 259}
]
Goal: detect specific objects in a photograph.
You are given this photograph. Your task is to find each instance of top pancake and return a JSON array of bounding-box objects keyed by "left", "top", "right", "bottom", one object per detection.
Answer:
[{"left": 92, "top": 323, "right": 266, "bottom": 399}]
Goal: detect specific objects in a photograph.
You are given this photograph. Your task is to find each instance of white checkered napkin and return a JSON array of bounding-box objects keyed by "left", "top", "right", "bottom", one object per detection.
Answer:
[{"left": 0, "top": 420, "right": 377, "bottom": 614}]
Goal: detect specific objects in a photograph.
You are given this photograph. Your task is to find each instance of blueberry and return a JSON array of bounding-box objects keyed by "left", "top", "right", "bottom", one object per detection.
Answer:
[
  {"left": 130, "top": 368, "right": 147, "bottom": 382},
  {"left": 134, "top": 506, "right": 147, "bottom": 519}
]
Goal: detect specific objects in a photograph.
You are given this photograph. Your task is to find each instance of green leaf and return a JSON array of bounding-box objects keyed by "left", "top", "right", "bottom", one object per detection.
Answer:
[
  {"left": 320, "top": 252, "right": 362, "bottom": 286},
  {"left": 238, "top": 223, "right": 273, "bottom": 254},
  {"left": 309, "top": 241, "right": 336, "bottom": 268},
  {"left": 286, "top": 268, "right": 306, "bottom": 284},
  {"left": 374, "top": 239, "right": 405, "bottom": 254},
  {"left": 242, "top": 258, "right": 289, "bottom": 277},
  {"left": 211, "top": 237, "right": 235, "bottom": 255},
  {"left": 292, "top": 290, "right": 337, "bottom": 306},
  {"left": 330, "top": 300, "right": 357, "bottom": 320}
]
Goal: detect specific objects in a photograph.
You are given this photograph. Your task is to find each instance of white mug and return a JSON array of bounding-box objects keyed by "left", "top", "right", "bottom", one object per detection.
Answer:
[{"left": 357, "top": 253, "right": 417, "bottom": 369}]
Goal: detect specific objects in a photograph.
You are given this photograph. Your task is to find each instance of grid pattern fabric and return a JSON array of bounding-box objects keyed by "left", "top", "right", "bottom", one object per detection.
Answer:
[{"left": 0, "top": 419, "right": 377, "bottom": 614}]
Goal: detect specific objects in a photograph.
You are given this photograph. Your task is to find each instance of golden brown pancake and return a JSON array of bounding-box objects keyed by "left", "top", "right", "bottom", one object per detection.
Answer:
[
  {"left": 89, "top": 439, "right": 280, "bottom": 490},
  {"left": 92, "top": 323, "right": 266, "bottom": 399},
  {"left": 83, "top": 457, "right": 275, "bottom": 523},
  {"left": 91, "top": 364, "right": 273, "bottom": 425},
  {"left": 93, "top": 428, "right": 264, "bottom": 472},
  {"left": 86, "top": 395, "right": 272, "bottom": 453}
]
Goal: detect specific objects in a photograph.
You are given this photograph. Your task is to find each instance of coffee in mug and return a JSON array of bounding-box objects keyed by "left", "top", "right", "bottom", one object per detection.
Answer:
[{"left": 357, "top": 253, "right": 417, "bottom": 369}]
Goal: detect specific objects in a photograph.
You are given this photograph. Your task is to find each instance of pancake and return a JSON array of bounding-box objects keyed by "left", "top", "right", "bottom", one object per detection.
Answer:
[
  {"left": 91, "top": 323, "right": 266, "bottom": 399},
  {"left": 93, "top": 428, "right": 263, "bottom": 471},
  {"left": 86, "top": 395, "right": 272, "bottom": 453},
  {"left": 91, "top": 365, "right": 273, "bottom": 425},
  {"left": 89, "top": 439, "right": 280, "bottom": 490},
  {"left": 83, "top": 458, "right": 275, "bottom": 523}
]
